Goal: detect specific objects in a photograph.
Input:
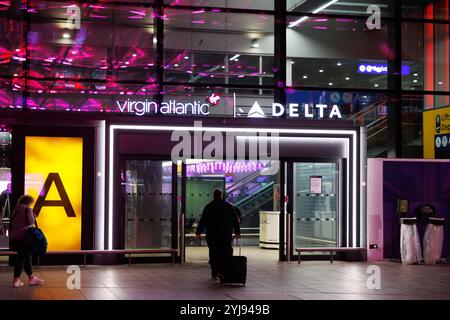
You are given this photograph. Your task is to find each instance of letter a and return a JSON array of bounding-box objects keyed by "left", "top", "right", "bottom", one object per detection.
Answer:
[
  {"left": 66, "top": 5, "right": 81, "bottom": 30},
  {"left": 366, "top": 5, "right": 381, "bottom": 30},
  {"left": 33, "top": 173, "right": 76, "bottom": 217},
  {"left": 66, "top": 265, "right": 81, "bottom": 290}
]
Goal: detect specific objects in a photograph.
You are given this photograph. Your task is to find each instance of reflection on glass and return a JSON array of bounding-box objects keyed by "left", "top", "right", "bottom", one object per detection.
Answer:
[
  {"left": 293, "top": 162, "right": 338, "bottom": 248},
  {"left": 0, "top": 16, "right": 24, "bottom": 77},
  {"left": 402, "top": 0, "right": 449, "bottom": 20},
  {"left": 287, "top": 17, "right": 392, "bottom": 89},
  {"left": 402, "top": 22, "right": 449, "bottom": 97},
  {"left": 287, "top": 0, "right": 394, "bottom": 17},
  {"left": 164, "top": 9, "right": 274, "bottom": 86},
  {"left": 164, "top": 0, "right": 274, "bottom": 10},
  {"left": 0, "top": 129, "right": 12, "bottom": 240},
  {"left": 123, "top": 160, "right": 172, "bottom": 249},
  {"left": 26, "top": 1, "right": 156, "bottom": 111}
]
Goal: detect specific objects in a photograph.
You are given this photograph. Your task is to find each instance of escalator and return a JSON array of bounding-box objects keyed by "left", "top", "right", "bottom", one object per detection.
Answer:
[
  {"left": 225, "top": 164, "right": 276, "bottom": 238},
  {"left": 233, "top": 182, "right": 274, "bottom": 216},
  {"left": 344, "top": 98, "right": 389, "bottom": 157}
]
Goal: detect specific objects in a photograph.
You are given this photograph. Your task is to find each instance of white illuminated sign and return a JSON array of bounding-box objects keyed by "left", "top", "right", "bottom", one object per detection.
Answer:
[
  {"left": 245, "top": 101, "right": 342, "bottom": 119},
  {"left": 116, "top": 99, "right": 210, "bottom": 116},
  {"left": 272, "top": 103, "right": 342, "bottom": 119},
  {"left": 116, "top": 97, "right": 343, "bottom": 120}
]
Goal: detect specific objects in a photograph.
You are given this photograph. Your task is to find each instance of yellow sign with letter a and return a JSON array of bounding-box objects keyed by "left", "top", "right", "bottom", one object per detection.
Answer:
[
  {"left": 24, "top": 136, "right": 83, "bottom": 251},
  {"left": 423, "top": 106, "right": 450, "bottom": 159}
]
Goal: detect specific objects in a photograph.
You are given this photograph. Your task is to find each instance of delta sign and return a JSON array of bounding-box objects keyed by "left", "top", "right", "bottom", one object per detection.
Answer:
[{"left": 116, "top": 95, "right": 342, "bottom": 119}]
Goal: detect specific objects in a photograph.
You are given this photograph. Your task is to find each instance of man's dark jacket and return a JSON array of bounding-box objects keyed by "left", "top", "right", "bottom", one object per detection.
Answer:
[{"left": 196, "top": 199, "right": 241, "bottom": 239}]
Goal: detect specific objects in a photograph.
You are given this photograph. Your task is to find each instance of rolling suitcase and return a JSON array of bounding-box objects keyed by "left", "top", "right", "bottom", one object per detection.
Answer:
[{"left": 219, "top": 238, "right": 247, "bottom": 286}]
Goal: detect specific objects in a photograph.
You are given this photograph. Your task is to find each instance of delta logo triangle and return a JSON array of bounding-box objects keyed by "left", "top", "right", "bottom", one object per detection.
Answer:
[{"left": 247, "top": 101, "right": 265, "bottom": 118}]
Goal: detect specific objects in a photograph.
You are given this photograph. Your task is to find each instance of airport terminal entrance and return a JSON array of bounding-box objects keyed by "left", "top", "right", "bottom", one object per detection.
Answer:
[
  {"left": 120, "top": 158, "right": 342, "bottom": 263},
  {"left": 114, "top": 122, "right": 363, "bottom": 263}
]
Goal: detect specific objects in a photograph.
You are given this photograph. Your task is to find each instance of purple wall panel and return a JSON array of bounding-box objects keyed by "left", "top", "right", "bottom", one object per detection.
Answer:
[{"left": 383, "top": 162, "right": 450, "bottom": 259}]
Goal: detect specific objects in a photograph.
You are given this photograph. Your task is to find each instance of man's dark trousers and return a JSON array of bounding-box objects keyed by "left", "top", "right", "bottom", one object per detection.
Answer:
[{"left": 206, "top": 236, "right": 233, "bottom": 277}]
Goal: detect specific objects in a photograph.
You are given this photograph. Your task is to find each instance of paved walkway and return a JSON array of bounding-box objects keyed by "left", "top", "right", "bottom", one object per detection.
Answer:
[{"left": 0, "top": 260, "right": 449, "bottom": 300}]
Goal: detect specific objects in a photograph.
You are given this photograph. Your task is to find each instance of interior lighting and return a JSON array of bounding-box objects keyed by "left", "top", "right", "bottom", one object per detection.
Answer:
[
  {"left": 288, "top": 0, "right": 338, "bottom": 27},
  {"left": 250, "top": 38, "right": 259, "bottom": 48},
  {"left": 229, "top": 54, "right": 241, "bottom": 61}
]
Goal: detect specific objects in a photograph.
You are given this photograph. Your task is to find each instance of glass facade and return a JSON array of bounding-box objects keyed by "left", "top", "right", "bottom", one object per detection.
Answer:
[
  {"left": 0, "top": 0, "right": 449, "bottom": 159},
  {"left": 0, "top": 127, "right": 11, "bottom": 228}
]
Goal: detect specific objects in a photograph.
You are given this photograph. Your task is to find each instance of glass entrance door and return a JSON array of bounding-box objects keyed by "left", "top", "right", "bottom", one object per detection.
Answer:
[
  {"left": 288, "top": 161, "right": 340, "bottom": 254},
  {"left": 293, "top": 162, "right": 339, "bottom": 248},
  {"left": 121, "top": 159, "right": 175, "bottom": 250},
  {"left": 119, "top": 158, "right": 340, "bottom": 261}
]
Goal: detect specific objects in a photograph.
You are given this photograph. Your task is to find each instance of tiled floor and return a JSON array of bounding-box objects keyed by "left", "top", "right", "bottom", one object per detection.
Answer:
[
  {"left": 1, "top": 259, "right": 449, "bottom": 300},
  {"left": 185, "top": 246, "right": 279, "bottom": 263}
]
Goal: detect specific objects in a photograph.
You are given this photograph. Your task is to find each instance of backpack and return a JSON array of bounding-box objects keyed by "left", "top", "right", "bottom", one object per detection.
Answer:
[{"left": 24, "top": 209, "right": 47, "bottom": 256}]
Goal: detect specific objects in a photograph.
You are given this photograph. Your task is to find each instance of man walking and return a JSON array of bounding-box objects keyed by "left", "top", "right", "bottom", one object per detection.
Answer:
[{"left": 196, "top": 189, "right": 241, "bottom": 280}]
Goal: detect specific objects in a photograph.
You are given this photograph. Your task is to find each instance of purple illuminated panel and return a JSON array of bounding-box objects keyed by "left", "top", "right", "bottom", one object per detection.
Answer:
[
  {"left": 163, "top": 161, "right": 268, "bottom": 177},
  {"left": 358, "top": 64, "right": 411, "bottom": 75},
  {"left": 186, "top": 161, "right": 267, "bottom": 177}
]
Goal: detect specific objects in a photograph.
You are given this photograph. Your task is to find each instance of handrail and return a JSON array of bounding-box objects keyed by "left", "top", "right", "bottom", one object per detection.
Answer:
[
  {"left": 234, "top": 182, "right": 274, "bottom": 208},
  {"left": 366, "top": 116, "right": 387, "bottom": 129},
  {"left": 345, "top": 98, "right": 388, "bottom": 124}
]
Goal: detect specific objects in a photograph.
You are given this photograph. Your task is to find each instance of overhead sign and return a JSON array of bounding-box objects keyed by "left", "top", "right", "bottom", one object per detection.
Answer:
[
  {"left": 358, "top": 64, "right": 411, "bottom": 75},
  {"left": 117, "top": 95, "right": 343, "bottom": 119},
  {"left": 117, "top": 99, "right": 210, "bottom": 116},
  {"left": 24, "top": 136, "right": 83, "bottom": 251},
  {"left": 272, "top": 103, "right": 342, "bottom": 119},
  {"left": 245, "top": 102, "right": 342, "bottom": 119},
  {"left": 423, "top": 106, "right": 450, "bottom": 159}
]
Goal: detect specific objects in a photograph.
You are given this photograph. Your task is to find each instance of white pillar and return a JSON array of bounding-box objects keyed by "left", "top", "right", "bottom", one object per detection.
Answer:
[{"left": 94, "top": 120, "right": 106, "bottom": 249}]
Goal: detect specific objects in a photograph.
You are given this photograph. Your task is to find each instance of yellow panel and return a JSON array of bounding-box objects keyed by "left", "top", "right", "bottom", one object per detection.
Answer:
[
  {"left": 24, "top": 136, "right": 83, "bottom": 251},
  {"left": 423, "top": 106, "right": 450, "bottom": 159},
  {"left": 423, "top": 109, "right": 435, "bottom": 159}
]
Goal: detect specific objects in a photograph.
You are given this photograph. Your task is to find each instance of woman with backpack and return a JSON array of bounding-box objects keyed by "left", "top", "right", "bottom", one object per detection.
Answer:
[{"left": 10, "top": 195, "right": 45, "bottom": 288}]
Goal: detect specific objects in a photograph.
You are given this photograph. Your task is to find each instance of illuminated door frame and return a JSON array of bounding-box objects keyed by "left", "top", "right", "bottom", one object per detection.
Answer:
[{"left": 108, "top": 125, "right": 363, "bottom": 252}]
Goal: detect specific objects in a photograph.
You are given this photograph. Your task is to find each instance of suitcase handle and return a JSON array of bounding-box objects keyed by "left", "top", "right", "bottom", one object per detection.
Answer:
[{"left": 234, "top": 236, "right": 242, "bottom": 256}]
